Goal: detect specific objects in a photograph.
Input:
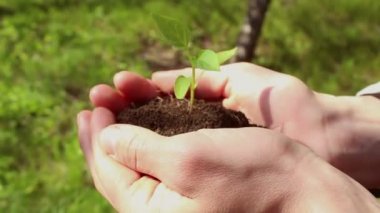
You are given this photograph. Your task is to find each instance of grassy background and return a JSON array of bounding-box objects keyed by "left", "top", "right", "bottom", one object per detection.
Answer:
[{"left": 0, "top": 0, "right": 379, "bottom": 212}]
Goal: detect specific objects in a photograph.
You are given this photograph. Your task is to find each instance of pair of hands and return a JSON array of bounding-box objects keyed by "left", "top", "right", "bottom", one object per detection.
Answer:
[{"left": 77, "top": 63, "right": 380, "bottom": 212}]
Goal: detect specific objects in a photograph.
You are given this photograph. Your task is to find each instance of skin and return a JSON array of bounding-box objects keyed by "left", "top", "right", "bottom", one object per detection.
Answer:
[
  {"left": 78, "top": 108, "right": 379, "bottom": 212},
  {"left": 89, "top": 62, "right": 380, "bottom": 188},
  {"left": 78, "top": 62, "right": 380, "bottom": 212}
]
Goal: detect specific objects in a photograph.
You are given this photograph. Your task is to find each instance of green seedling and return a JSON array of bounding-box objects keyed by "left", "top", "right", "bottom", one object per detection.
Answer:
[{"left": 152, "top": 14, "right": 236, "bottom": 109}]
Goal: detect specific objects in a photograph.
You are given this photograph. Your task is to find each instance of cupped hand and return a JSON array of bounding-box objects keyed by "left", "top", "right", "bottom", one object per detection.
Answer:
[
  {"left": 78, "top": 107, "right": 326, "bottom": 212},
  {"left": 152, "top": 63, "right": 380, "bottom": 189},
  {"left": 79, "top": 118, "right": 380, "bottom": 213},
  {"left": 89, "top": 64, "right": 328, "bottom": 158},
  {"left": 151, "top": 63, "right": 331, "bottom": 159},
  {"left": 77, "top": 107, "right": 197, "bottom": 212},
  {"left": 88, "top": 63, "right": 380, "bottom": 188}
]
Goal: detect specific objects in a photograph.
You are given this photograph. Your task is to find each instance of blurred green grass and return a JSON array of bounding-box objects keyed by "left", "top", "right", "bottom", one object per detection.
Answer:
[{"left": 0, "top": 0, "right": 379, "bottom": 212}]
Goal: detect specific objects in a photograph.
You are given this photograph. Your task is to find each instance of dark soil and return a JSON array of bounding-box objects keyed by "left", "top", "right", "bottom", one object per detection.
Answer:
[
  {"left": 370, "top": 189, "right": 380, "bottom": 198},
  {"left": 117, "top": 96, "right": 256, "bottom": 136}
]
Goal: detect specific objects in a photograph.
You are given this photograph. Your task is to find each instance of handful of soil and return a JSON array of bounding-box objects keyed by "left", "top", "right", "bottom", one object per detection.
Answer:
[{"left": 117, "top": 96, "right": 257, "bottom": 136}]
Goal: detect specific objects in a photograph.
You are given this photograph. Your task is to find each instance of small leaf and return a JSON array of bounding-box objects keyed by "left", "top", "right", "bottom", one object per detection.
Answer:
[
  {"left": 174, "top": 75, "right": 191, "bottom": 99},
  {"left": 152, "top": 14, "right": 191, "bottom": 48},
  {"left": 196, "top": 49, "right": 220, "bottom": 71},
  {"left": 217, "top": 47, "right": 237, "bottom": 64}
]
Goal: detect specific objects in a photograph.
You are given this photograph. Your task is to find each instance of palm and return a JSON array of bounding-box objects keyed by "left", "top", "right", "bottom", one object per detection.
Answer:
[{"left": 123, "top": 177, "right": 194, "bottom": 212}]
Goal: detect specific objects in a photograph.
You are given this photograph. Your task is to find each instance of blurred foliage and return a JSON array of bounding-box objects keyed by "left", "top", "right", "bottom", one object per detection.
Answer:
[
  {"left": 0, "top": 0, "right": 379, "bottom": 211},
  {"left": 256, "top": 0, "right": 380, "bottom": 94}
]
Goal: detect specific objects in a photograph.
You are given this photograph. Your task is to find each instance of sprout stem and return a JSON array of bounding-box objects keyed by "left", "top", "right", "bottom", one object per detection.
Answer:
[
  {"left": 189, "top": 65, "right": 196, "bottom": 109},
  {"left": 184, "top": 48, "right": 196, "bottom": 111}
]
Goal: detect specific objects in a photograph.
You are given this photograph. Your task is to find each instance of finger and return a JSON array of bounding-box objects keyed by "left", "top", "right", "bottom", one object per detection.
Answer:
[
  {"left": 91, "top": 107, "right": 142, "bottom": 186},
  {"left": 98, "top": 124, "right": 172, "bottom": 181},
  {"left": 77, "top": 110, "right": 109, "bottom": 200},
  {"left": 90, "top": 84, "right": 127, "bottom": 113},
  {"left": 114, "top": 71, "right": 159, "bottom": 103},
  {"left": 90, "top": 107, "right": 143, "bottom": 209},
  {"left": 90, "top": 107, "right": 116, "bottom": 138},
  {"left": 152, "top": 68, "right": 227, "bottom": 100},
  {"left": 77, "top": 110, "right": 94, "bottom": 166}
]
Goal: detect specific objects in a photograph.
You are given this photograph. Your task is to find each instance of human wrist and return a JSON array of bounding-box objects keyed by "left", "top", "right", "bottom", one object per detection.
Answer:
[
  {"left": 316, "top": 94, "right": 380, "bottom": 144},
  {"left": 316, "top": 93, "right": 380, "bottom": 188},
  {"left": 288, "top": 152, "right": 380, "bottom": 212},
  {"left": 245, "top": 142, "right": 343, "bottom": 212}
]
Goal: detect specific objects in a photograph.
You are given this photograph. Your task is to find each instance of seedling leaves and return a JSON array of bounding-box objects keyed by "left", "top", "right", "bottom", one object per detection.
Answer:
[
  {"left": 196, "top": 49, "right": 220, "bottom": 71},
  {"left": 217, "top": 47, "right": 237, "bottom": 64},
  {"left": 152, "top": 14, "right": 191, "bottom": 48},
  {"left": 174, "top": 75, "right": 191, "bottom": 99}
]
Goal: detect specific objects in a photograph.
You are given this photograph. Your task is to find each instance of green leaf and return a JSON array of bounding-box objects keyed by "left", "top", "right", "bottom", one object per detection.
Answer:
[
  {"left": 152, "top": 14, "right": 191, "bottom": 48},
  {"left": 174, "top": 75, "right": 191, "bottom": 99},
  {"left": 196, "top": 49, "right": 220, "bottom": 71},
  {"left": 217, "top": 47, "right": 237, "bottom": 64}
]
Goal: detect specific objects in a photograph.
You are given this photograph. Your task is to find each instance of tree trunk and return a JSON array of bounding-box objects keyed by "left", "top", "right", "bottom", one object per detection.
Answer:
[{"left": 233, "top": 0, "right": 271, "bottom": 62}]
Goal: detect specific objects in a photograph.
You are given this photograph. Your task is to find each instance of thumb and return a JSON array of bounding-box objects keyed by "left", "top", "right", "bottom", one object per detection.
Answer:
[{"left": 98, "top": 124, "right": 170, "bottom": 179}]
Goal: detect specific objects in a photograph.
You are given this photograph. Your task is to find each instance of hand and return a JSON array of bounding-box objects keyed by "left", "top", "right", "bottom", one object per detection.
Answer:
[
  {"left": 151, "top": 63, "right": 380, "bottom": 188},
  {"left": 88, "top": 63, "right": 380, "bottom": 188},
  {"left": 77, "top": 111, "right": 380, "bottom": 212},
  {"left": 89, "top": 64, "right": 326, "bottom": 154},
  {"left": 77, "top": 108, "right": 197, "bottom": 212},
  {"left": 152, "top": 63, "right": 328, "bottom": 152}
]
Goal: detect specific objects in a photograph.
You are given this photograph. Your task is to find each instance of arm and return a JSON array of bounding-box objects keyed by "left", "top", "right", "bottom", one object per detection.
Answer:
[
  {"left": 317, "top": 94, "right": 380, "bottom": 189},
  {"left": 292, "top": 152, "right": 380, "bottom": 212}
]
